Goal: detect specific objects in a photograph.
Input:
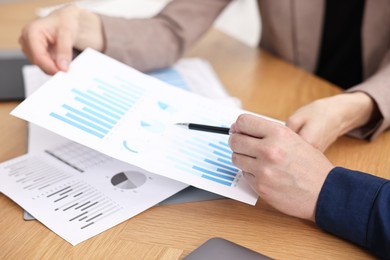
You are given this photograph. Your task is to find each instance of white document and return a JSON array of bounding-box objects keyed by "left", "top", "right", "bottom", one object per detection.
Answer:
[
  {"left": 0, "top": 144, "right": 187, "bottom": 245},
  {"left": 0, "top": 65, "right": 188, "bottom": 245},
  {"left": 11, "top": 48, "right": 260, "bottom": 205},
  {"left": 0, "top": 57, "right": 234, "bottom": 245}
]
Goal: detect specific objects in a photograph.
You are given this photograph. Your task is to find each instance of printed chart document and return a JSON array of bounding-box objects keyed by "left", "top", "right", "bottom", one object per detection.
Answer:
[
  {"left": 0, "top": 57, "right": 235, "bottom": 245},
  {"left": 0, "top": 146, "right": 187, "bottom": 245},
  {"left": 23, "top": 57, "right": 239, "bottom": 207},
  {"left": 19, "top": 58, "right": 234, "bottom": 223},
  {"left": 9, "top": 48, "right": 260, "bottom": 205}
]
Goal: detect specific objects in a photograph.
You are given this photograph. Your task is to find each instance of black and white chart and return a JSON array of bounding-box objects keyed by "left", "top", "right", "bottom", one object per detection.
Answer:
[{"left": 0, "top": 141, "right": 186, "bottom": 245}]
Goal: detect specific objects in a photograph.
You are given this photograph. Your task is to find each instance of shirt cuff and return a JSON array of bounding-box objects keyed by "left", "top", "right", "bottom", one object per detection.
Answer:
[{"left": 315, "top": 167, "right": 387, "bottom": 247}]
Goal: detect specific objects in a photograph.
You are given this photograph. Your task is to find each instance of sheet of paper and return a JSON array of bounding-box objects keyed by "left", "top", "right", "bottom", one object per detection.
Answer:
[
  {"left": 0, "top": 57, "right": 231, "bottom": 243},
  {"left": 20, "top": 58, "right": 232, "bottom": 223},
  {"left": 11, "top": 48, "right": 260, "bottom": 205},
  {"left": 0, "top": 141, "right": 187, "bottom": 245}
]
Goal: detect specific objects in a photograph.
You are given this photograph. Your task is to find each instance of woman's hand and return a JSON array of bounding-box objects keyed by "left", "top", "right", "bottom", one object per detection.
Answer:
[
  {"left": 286, "top": 92, "right": 375, "bottom": 151},
  {"left": 19, "top": 5, "right": 104, "bottom": 75},
  {"left": 229, "top": 114, "right": 333, "bottom": 221}
]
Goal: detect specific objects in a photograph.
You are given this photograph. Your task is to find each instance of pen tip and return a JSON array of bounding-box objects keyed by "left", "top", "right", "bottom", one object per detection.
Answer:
[{"left": 175, "top": 123, "right": 187, "bottom": 126}]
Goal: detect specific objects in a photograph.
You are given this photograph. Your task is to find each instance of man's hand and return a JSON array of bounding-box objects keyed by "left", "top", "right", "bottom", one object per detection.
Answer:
[{"left": 229, "top": 114, "right": 333, "bottom": 221}]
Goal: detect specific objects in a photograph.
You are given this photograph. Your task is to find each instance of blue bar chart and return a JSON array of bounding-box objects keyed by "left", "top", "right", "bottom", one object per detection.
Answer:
[
  {"left": 11, "top": 49, "right": 257, "bottom": 206},
  {"left": 50, "top": 77, "right": 145, "bottom": 139},
  {"left": 168, "top": 136, "right": 239, "bottom": 187}
]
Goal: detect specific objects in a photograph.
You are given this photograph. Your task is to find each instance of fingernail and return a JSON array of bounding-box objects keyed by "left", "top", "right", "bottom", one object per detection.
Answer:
[{"left": 58, "top": 59, "right": 69, "bottom": 71}]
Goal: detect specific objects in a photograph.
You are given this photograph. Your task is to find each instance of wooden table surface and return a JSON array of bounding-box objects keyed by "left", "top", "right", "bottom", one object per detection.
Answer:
[{"left": 1, "top": 1, "right": 388, "bottom": 259}]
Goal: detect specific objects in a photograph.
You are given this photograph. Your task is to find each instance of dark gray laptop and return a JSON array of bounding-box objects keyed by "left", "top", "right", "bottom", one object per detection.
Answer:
[
  {"left": 184, "top": 237, "right": 273, "bottom": 260},
  {"left": 0, "top": 49, "right": 30, "bottom": 101}
]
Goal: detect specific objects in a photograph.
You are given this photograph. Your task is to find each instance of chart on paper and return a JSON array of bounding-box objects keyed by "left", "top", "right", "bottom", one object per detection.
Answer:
[
  {"left": 0, "top": 141, "right": 186, "bottom": 245},
  {"left": 11, "top": 48, "right": 259, "bottom": 205},
  {"left": 49, "top": 76, "right": 146, "bottom": 139},
  {"left": 169, "top": 137, "right": 238, "bottom": 187}
]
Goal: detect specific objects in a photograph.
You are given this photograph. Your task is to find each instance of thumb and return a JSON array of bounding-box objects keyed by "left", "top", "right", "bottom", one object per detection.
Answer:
[{"left": 286, "top": 113, "right": 307, "bottom": 133}]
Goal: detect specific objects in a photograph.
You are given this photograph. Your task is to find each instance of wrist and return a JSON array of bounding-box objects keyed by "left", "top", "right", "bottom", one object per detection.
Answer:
[
  {"left": 338, "top": 92, "right": 374, "bottom": 134},
  {"left": 75, "top": 8, "right": 104, "bottom": 52}
]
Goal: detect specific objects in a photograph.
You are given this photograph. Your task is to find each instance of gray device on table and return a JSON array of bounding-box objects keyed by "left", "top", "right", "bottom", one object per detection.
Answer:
[
  {"left": 0, "top": 50, "right": 30, "bottom": 101},
  {"left": 184, "top": 237, "right": 273, "bottom": 260}
]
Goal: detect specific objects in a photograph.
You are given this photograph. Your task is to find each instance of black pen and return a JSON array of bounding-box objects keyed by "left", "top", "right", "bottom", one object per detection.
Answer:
[{"left": 176, "top": 123, "right": 230, "bottom": 135}]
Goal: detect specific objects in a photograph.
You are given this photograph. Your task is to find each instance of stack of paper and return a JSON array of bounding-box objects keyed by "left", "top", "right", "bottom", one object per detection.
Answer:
[{"left": 0, "top": 49, "right": 263, "bottom": 245}]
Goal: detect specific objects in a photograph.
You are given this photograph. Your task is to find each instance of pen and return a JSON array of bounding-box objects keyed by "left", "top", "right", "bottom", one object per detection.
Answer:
[{"left": 176, "top": 123, "right": 230, "bottom": 135}]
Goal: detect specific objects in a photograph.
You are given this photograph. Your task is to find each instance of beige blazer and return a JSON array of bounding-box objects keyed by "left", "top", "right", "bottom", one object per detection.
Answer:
[{"left": 99, "top": 0, "right": 390, "bottom": 140}]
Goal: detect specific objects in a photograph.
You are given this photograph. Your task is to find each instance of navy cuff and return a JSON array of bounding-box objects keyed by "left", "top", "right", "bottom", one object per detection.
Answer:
[{"left": 315, "top": 167, "right": 387, "bottom": 247}]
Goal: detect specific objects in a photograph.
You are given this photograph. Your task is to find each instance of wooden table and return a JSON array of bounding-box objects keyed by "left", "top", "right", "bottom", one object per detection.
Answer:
[{"left": 1, "top": 1, "right": 388, "bottom": 259}]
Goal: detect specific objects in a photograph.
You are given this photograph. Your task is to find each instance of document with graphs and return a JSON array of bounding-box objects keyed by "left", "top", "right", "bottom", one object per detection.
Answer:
[
  {"left": 0, "top": 142, "right": 187, "bottom": 245},
  {"left": 10, "top": 48, "right": 260, "bottom": 205},
  {"left": 0, "top": 56, "right": 237, "bottom": 245}
]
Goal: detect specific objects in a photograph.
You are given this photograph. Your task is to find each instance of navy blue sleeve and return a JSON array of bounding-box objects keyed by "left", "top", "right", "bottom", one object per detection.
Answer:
[{"left": 315, "top": 167, "right": 390, "bottom": 259}]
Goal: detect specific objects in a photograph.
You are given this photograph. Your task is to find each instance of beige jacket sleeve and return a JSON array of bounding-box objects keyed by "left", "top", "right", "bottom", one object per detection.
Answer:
[
  {"left": 99, "top": 0, "right": 231, "bottom": 72},
  {"left": 347, "top": 55, "right": 390, "bottom": 140}
]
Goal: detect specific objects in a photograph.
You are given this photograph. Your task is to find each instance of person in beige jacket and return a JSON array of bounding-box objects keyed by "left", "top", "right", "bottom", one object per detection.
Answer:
[{"left": 19, "top": 0, "right": 389, "bottom": 152}]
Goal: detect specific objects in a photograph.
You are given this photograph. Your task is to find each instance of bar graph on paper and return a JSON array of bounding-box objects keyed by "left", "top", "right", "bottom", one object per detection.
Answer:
[
  {"left": 167, "top": 136, "right": 239, "bottom": 187},
  {"left": 48, "top": 69, "right": 187, "bottom": 139},
  {"left": 42, "top": 77, "right": 241, "bottom": 189},
  {"left": 11, "top": 49, "right": 258, "bottom": 205},
  {"left": 49, "top": 77, "right": 145, "bottom": 139},
  {"left": 45, "top": 72, "right": 241, "bottom": 187},
  {"left": 3, "top": 156, "right": 121, "bottom": 230}
]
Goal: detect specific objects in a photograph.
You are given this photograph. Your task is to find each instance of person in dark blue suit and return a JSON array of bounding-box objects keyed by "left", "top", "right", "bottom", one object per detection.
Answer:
[{"left": 228, "top": 114, "right": 390, "bottom": 259}]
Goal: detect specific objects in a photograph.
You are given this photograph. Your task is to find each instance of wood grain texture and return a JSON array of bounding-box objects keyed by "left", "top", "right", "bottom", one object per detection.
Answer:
[{"left": 0, "top": 1, "right": 387, "bottom": 259}]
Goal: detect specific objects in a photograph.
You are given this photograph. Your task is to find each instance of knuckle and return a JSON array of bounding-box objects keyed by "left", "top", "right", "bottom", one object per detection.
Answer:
[
  {"left": 236, "top": 114, "right": 250, "bottom": 128},
  {"left": 286, "top": 117, "right": 299, "bottom": 130},
  {"left": 273, "top": 125, "right": 289, "bottom": 138},
  {"left": 252, "top": 176, "right": 268, "bottom": 195},
  {"left": 260, "top": 167, "right": 273, "bottom": 180},
  {"left": 265, "top": 145, "right": 285, "bottom": 163}
]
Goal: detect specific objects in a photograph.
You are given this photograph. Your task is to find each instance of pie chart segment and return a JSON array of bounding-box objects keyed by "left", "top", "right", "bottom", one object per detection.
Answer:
[{"left": 111, "top": 171, "right": 147, "bottom": 189}]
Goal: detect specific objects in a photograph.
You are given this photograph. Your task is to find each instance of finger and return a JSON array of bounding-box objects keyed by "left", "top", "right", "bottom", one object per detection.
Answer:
[
  {"left": 229, "top": 133, "right": 263, "bottom": 158},
  {"left": 297, "top": 123, "right": 317, "bottom": 143},
  {"left": 298, "top": 124, "right": 329, "bottom": 152},
  {"left": 231, "top": 152, "right": 259, "bottom": 173},
  {"left": 21, "top": 29, "right": 59, "bottom": 75},
  {"left": 286, "top": 112, "right": 307, "bottom": 133},
  {"left": 234, "top": 114, "right": 279, "bottom": 138},
  {"left": 229, "top": 122, "right": 237, "bottom": 133},
  {"left": 55, "top": 26, "right": 74, "bottom": 71}
]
